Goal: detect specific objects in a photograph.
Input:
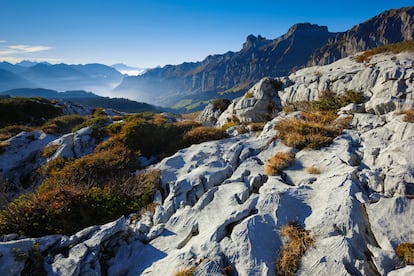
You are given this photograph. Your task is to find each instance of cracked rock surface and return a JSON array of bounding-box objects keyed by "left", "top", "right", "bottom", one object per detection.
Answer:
[{"left": 0, "top": 51, "right": 413, "bottom": 275}]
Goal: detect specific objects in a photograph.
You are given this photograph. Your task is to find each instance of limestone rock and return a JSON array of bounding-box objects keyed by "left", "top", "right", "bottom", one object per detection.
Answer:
[
  {"left": 216, "top": 77, "right": 282, "bottom": 127},
  {"left": 196, "top": 102, "right": 223, "bottom": 126},
  {"left": 280, "top": 52, "right": 414, "bottom": 115}
]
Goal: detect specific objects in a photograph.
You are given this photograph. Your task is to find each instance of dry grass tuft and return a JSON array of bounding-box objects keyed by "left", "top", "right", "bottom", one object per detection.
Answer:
[
  {"left": 0, "top": 141, "right": 10, "bottom": 154},
  {"left": 399, "top": 109, "right": 414, "bottom": 123},
  {"left": 396, "top": 243, "right": 414, "bottom": 265},
  {"left": 276, "top": 222, "right": 315, "bottom": 276},
  {"left": 275, "top": 111, "right": 345, "bottom": 150},
  {"left": 265, "top": 152, "right": 295, "bottom": 175},
  {"left": 40, "top": 144, "right": 60, "bottom": 158},
  {"left": 306, "top": 166, "right": 321, "bottom": 174},
  {"left": 355, "top": 40, "right": 414, "bottom": 63},
  {"left": 174, "top": 267, "right": 196, "bottom": 276},
  {"left": 248, "top": 122, "right": 265, "bottom": 132}
]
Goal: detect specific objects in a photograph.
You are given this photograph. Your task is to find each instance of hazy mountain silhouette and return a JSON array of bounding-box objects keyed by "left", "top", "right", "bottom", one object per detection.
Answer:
[{"left": 115, "top": 23, "right": 336, "bottom": 108}]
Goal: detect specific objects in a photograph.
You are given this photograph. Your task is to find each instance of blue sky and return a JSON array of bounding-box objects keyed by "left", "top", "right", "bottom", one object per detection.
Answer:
[{"left": 0, "top": 0, "right": 412, "bottom": 68}]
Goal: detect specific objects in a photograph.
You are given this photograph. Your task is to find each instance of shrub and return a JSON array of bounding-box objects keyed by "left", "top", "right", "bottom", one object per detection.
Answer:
[
  {"left": 275, "top": 222, "right": 314, "bottom": 276},
  {"left": 284, "top": 90, "right": 364, "bottom": 114},
  {"left": 222, "top": 116, "right": 241, "bottom": 130},
  {"left": 44, "top": 144, "right": 138, "bottom": 188},
  {"left": 248, "top": 122, "right": 265, "bottom": 132},
  {"left": 355, "top": 40, "right": 414, "bottom": 63},
  {"left": 270, "top": 79, "right": 284, "bottom": 91},
  {"left": 275, "top": 111, "right": 344, "bottom": 150},
  {"left": 174, "top": 267, "right": 196, "bottom": 276},
  {"left": 306, "top": 166, "right": 321, "bottom": 174},
  {"left": 72, "top": 116, "right": 108, "bottom": 133},
  {"left": 244, "top": 91, "right": 254, "bottom": 99},
  {"left": 311, "top": 90, "right": 343, "bottom": 112},
  {"left": 396, "top": 243, "right": 414, "bottom": 265},
  {"left": 0, "top": 97, "right": 63, "bottom": 128},
  {"left": 41, "top": 114, "right": 86, "bottom": 135},
  {"left": 0, "top": 169, "right": 160, "bottom": 237},
  {"left": 182, "top": 126, "right": 228, "bottom": 145},
  {"left": 40, "top": 144, "right": 59, "bottom": 158},
  {"left": 265, "top": 152, "right": 295, "bottom": 175},
  {"left": 340, "top": 89, "right": 364, "bottom": 105},
  {"left": 36, "top": 157, "right": 74, "bottom": 180},
  {"left": 222, "top": 120, "right": 237, "bottom": 130},
  {"left": 211, "top": 98, "right": 231, "bottom": 112},
  {"left": 93, "top": 107, "right": 107, "bottom": 117},
  {"left": 0, "top": 125, "right": 34, "bottom": 141},
  {"left": 399, "top": 109, "right": 414, "bottom": 123}
]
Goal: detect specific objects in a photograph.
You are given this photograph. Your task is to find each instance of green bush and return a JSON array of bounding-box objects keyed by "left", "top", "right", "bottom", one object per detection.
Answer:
[
  {"left": 0, "top": 125, "right": 34, "bottom": 141},
  {"left": 41, "top": 114, "right": 86, "bottom": 135},
  {"left": 0, "top": 170, "right": 160, "bottom": 237},
  {"left": 270, "top": 79, "right": 284, "bottom": 91},
  {"left": 182, "top": 126, "right": 228, "bottom": 145},
  {"left": 0, "top": 97, "right": 63, "bottom": 128},
  {"left": 211, "top": 98, "right": 231, "bottom": 112},
  {"left": 285, "top": 89, "right": 364, "bottom": 113}
]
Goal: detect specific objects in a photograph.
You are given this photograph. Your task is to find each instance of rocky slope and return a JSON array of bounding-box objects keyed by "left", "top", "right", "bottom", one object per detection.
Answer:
[
  {"left": 308, "top": 6, "right": 414, "bottom": 66},
  {"left": 115, "top": 23, "right": 336, "bottom": 107},
  {"left": 0, "top": 50, "right": 413, "bottom": 275}
]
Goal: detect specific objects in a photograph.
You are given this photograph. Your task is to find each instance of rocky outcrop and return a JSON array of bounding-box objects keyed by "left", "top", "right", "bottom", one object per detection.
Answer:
[
  {"left": 198, "top": 50, "right": 413, "bottom": 126},
  {"left": 309, "top": 6, "right": 414, "bottom": 66},
  {"left": 195, "top": 103, "right": 223, "bottom": 126},
  {"left": 115, "top": 24, "right": 336, "bottom": 107},
  {"left": 3, "top": 109, "right": 412, "bottom": 275},
  {"left": 0, "top": 126, "right": 99, "bottom": 190},
  {"left": 215, "top": 78, "right": 282, "bottom": 127},
  {"left": 281, "top": 51, "right": 414, "bottom": 114}
]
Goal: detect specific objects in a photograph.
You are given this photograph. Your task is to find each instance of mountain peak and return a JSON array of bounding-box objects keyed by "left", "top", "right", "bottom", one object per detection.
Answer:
[
  {"left": 287, "top": 23, "right": 329, "bottom": 35},
  {"left": 242, "top": 34, "right": 270, "bottom": 49}
]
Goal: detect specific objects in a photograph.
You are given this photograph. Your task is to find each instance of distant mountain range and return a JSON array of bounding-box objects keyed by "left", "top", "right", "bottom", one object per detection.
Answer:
[
  {"left": 115, "top": 6, "right": 414, "bottom": 111},
  {"left": 0, "top": 7, "right": 412, "bottom": 112},
  {"left": 0, "top": 62, "right": 124, "bottom": 94},
  {"left": 111, "top": 63, "right": 146, "bottom": 76},
  {"left": 115, "top": 23, "right": 337, "bottom": 108},
  {"left": 0, "top": 88, "right": 158, "bottom": 113}
]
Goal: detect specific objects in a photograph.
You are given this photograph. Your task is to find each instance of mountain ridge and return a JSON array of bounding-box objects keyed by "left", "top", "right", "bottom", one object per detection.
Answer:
[
  {"left": 0, "top": 62, "right": 124, "bottom": 95},
  {"left": 0, "top": 88, "right": 159, "bottom": 113},
  {"left": 115, "top": 23, "right": 337, "bottom": 107},
  {"left": 115, "top": 7, "right": 414, "bottom": 110},
  {"left": 308, "top": 6, "right": 414, "bottom": 65}
]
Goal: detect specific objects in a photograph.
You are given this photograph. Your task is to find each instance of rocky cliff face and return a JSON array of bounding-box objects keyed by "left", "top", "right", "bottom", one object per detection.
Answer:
[
  {"left": 308, "top": 6, "right": 414, "bottom": 66},
  {"left": 115, "top": 23, "right": 336, "bottom": 107},
  {"left": 1, "top": 51, "right": 413, "bottom": 275}
]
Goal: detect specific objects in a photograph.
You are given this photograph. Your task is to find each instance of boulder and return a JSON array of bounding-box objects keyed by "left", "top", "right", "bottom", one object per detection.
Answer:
[{"left": 216, "top": 77, "right": 282, "bottom": 127}]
